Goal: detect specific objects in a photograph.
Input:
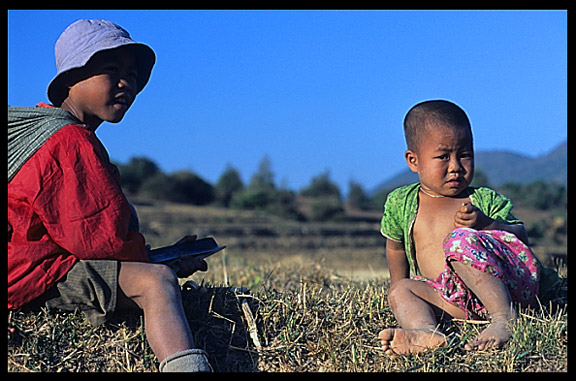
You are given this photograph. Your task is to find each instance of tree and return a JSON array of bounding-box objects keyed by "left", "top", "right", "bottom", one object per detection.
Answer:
[
  {"left": 300, "top": 170, "right": 341, "bottom": 200},
  {"left": 230, "top": 156, "right": 303, "bottom": 219},
  {"left": 308, "top": 197, "right": 346, "bottom": 222},
  {"left": 118, "top": 156, "right": 161, "bottom": 194},
  {"left": 347, "top": 181, "right": 371, "bottom": 210},
  {"left": 215, "top": 164, "right": 244, "bottom": 207},
  {"left": 231, "top": 156, "right": 277, "bottom": 211},
  {"left": 498, "top": 180, "right": 566, "bottom": 211},
  {"left": 172, "top": 170, "right": 215, "bottom": 205},
  {"left": 249, "top": 155, "right": 275, "bottom": 191},
  {"left": 139, "top": 170, "right": 215, "bottom": 205},
  {"left": 522, "top": 180, "right": 566, "bottom": 210},
  {"left": 299, "top": 170, "right": 346, "bottom": 221}
]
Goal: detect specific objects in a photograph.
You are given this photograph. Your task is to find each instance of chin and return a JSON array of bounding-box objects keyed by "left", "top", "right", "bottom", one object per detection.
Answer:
[
  {"left": 106, "top": 115, "right": 126, "bottom": 124},
  {"left": 450, "top": 185, "right": 471, "bottom": 197}
]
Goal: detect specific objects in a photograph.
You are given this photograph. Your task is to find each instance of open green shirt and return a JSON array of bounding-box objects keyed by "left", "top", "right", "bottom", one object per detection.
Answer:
[{"left": 380, "top": 183, "right": 523, "bottom": 277}]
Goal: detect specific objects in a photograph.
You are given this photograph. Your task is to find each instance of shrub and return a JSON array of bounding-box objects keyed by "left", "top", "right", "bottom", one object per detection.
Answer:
[
  {"left": 117, "top": 156, "right": 161, "bottom": 194},
  {"left": 215, "top": 165, "right": 244, "bottom": 207},
  {"left": 308, "top": 197, "right": 346, "bottom": 222},
  {"left": 139, "top": 170, "right": 215, "bottom": 205},
  {"left": 300, "top": 170, "right": 341, "bottom": 200}
]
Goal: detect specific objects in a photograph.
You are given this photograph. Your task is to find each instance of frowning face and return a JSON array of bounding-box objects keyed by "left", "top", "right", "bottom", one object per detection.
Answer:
[{"left": 404, "top": 124, "right": 474, "bottom": 197}]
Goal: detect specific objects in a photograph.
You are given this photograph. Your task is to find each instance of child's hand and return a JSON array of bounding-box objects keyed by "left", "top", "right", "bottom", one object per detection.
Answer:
[
  {"left": 165, "top": 235, "right": 208, "bottom": 278},
  {"left": 170, "top": 256, "right": 208, "bottom": 278},
  {"left": 454, "top": 202, "right": 492, "bottom": 229}
]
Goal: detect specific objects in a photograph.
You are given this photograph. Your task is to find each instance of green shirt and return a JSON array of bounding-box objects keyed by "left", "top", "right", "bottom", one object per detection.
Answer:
[{"left": 380, "top": 183, "right": 523, "bottom": 276}]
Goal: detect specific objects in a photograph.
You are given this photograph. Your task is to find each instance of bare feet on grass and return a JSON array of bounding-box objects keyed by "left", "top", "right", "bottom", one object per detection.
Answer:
[
  {"left": 464, "top": 321, "right": 512, "bottom": 351},
  {"left": 379, "top": 327, "right": 447, "bottom": 356}
]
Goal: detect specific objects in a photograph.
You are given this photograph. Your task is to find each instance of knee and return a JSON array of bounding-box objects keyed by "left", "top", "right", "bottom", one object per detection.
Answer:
[
  {"left": 145, "top": 263, "right": 180, "bottom": 291},
  {"left": 134, "top": 263, "right": 181, "bottom": 303},
  {"left": 387, "top": 279, "right": 413, "bottom": 308}
]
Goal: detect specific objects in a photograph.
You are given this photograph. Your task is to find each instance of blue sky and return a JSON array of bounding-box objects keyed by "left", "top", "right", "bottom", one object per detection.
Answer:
[{"left": 8, "top": 10, "right": 567, "bottom": 193}]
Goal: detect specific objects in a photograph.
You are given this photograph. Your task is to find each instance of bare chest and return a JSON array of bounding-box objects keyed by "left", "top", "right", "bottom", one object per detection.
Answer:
[{"left": 412, "top": 195, "right": 469, "bottom": 278}]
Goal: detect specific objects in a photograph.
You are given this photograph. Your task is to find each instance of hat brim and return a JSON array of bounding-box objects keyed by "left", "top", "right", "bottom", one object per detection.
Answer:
[{"left": 47, "top": 43, "right": 155, "bottom": 106}]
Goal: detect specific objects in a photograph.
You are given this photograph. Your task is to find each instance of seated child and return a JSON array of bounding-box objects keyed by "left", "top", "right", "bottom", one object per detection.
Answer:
[
  {"left": 8, "top": 19, "right": 211, "bottom": 372},
  {"left": 378, "top": 100, "right": 540, "bottom": 355}
]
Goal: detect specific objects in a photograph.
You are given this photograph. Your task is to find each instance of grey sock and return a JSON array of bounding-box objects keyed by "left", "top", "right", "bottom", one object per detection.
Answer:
[{"left": 159, "top": 349, "right": 212, "bottom": 372}]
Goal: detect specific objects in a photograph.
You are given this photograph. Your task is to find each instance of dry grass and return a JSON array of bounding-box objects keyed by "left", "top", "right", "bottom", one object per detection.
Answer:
[
  {"left": 8, "top": 199, "right": 567, "bottom": 372},
  {"left": 8, "top": 260, "right": 567, "bottom": 372}
]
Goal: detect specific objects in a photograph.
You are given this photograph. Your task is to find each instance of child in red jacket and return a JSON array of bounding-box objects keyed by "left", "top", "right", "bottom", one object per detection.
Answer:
[{"left": 8, "top": 19, "right": 211, "bottom": 372}]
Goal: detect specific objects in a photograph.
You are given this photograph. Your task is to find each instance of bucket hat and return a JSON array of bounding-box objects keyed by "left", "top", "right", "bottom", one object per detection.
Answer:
[{"left": 47, "top": 19, "right": 155, "bottom": 106}]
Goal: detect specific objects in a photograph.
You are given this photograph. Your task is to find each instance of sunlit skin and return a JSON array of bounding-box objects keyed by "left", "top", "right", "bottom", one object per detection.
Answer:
[{"left": 379, "top": 123, "right": 528, "bottom": 356}]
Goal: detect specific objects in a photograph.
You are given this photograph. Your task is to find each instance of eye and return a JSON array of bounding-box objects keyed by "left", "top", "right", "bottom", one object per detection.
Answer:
[
  {"left": 104, "top": 65, "right": 119, "bottom": 73},
  {"left": 435, "top": 154, "right": 449, "bottom": 160}
]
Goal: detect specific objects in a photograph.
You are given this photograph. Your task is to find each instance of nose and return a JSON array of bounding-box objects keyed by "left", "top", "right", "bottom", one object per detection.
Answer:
[
  {"left": 448, "top": 156, "right": 463, "bottom": 173},
  {"left": 118, "top": 76, "right": 137, "bottom": 93}
]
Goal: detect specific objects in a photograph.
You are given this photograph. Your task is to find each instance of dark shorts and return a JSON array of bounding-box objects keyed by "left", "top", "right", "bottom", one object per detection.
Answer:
[{"left": 25, "top": 260, "right": 119, "bottom": 326}]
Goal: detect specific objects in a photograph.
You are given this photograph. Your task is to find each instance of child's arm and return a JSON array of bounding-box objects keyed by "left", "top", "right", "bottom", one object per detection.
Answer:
[
  {"left": 454, "top": 203, "right": 529, "bottom": 245},
  {"left": 386, "top": 238, "right": 410, "bottom": 284}
]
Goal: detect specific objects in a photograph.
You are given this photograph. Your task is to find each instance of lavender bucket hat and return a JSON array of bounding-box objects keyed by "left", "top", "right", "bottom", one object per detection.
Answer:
[{"left": 47, "top": 19, "right": 155, "bottom": 106}]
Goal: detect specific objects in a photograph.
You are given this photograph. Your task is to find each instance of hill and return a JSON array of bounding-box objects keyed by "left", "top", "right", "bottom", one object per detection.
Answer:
[{"left": 374, "top": 140, "right": 567, "bottom": 191}]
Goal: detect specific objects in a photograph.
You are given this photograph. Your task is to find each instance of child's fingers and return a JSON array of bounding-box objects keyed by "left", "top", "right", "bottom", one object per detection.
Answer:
[
  {"left": 455, "top": 213, "right": 472, "bottom": 225},
  {"left": 454, "top": 206, "right": 476, "bottom": 227}
]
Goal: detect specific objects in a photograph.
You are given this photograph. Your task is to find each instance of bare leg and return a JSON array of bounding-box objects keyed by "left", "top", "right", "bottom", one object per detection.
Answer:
[
  {"left": 451, "top": 261, "right": 516, "bottom": 350},
  {"left": 116, "top": 262, "right": 195, "bottom": 362},
  {"left": 379, "top": 278, "right": 466, "bottom": 356}
]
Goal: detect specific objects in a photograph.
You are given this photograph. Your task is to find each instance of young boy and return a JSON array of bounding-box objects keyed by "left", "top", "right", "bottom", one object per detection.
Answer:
[
  {"left": 378, "top": 100, "right": 540, "bottom": 356},
  {"left": 8, "top": 19, "right": 211, "bottom": 372}
]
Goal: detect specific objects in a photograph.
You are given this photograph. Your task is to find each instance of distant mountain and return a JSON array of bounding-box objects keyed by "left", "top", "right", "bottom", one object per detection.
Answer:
[{"left": 373, "top": 140, "right": 567, "bottom": 192}]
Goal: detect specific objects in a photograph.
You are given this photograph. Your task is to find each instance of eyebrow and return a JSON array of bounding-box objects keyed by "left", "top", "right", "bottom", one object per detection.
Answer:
[
  {"left": 433, "top": 145, "right": 454, "bottom": 152},
  {"left": 433, "top": 145, "right": 472, "bottom": 153}
]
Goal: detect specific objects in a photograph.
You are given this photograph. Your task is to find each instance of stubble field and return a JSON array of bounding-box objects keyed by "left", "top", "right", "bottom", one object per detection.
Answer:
[{"left": 8, "top": 199, "right": 567, "bottom": 372}]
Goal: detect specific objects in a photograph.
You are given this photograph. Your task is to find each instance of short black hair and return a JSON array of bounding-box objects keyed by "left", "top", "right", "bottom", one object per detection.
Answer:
[{"left": 404, "top": 100, "right": 472, "bottom": 152}]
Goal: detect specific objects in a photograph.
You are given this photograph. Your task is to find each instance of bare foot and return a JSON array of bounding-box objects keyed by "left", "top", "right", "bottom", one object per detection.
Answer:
[
  {"left": 464, "top": 321, "right": 512, "bottom": 351},
  {"left": 379, "top": 327, "right": 447, "bottom": 356}
]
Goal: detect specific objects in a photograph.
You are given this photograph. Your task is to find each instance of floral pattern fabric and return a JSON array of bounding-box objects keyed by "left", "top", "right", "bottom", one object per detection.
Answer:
[{"left": 416, "top": 227, "right": 540, "bottom": 319}]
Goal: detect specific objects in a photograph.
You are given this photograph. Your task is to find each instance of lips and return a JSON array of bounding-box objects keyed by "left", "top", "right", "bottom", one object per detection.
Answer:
[
  {"left": 113, "top": 93, "right": 132, "bottom": 107},
  {"left": 445, "top": 177, "right": 462, "bottom": 187}
]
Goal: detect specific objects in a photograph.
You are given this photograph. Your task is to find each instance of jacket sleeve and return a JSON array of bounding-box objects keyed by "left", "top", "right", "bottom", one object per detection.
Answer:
[{"left": 31, "top": 125, "right": 149, "bottom": 262}]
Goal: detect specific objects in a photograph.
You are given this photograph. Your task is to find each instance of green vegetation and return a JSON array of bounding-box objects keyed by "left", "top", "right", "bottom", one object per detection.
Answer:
[{"left": 116, "top": 155, "right": 566, "bottom": 223}]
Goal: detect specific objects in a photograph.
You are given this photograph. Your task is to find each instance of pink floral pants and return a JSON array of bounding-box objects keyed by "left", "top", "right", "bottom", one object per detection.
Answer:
[{"left": 415, "top": 227, "right": 540, "bottom": 320}]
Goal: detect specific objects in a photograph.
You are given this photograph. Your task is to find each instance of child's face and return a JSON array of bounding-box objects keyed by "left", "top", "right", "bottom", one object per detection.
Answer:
[
  {"left": 64, "top": 47, "right": 139, "bottom": 129},
  {"left": 405, "top": 124, "right": 474, "bottom": 197}
]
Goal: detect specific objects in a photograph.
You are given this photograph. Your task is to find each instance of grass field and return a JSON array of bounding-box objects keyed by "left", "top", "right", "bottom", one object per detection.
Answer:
[
  {"left": 7, "top": 260, "right": 567, "bottom": 372},
  {"left": 8, "top": 199, "right": 567, "bottom": 372}
]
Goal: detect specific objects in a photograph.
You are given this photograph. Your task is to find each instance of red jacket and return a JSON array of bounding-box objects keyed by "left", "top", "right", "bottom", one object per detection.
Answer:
[{"left": 8, "top": 114, "right": 148, "bottom": 309}]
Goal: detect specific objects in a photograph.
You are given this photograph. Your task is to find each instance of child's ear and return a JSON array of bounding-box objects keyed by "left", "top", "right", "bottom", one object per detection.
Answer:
[{"left": 405, "top": 149, "right": 418, "bottom": 173}]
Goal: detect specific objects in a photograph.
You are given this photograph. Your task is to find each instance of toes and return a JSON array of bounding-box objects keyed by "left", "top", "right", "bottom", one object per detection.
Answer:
[
  {"left": 378, "top": 328, "right": 395, "bottom": 342},
  {"left": 465, "top": 338, "right": 504, "bottom": 351},
  {"left": 384, "top": 349, "right": 398, "bottom": 358},
  {"left": 464, "top": 339, "right": 484, "bottom": 350},
  {"left": 378, "top": 329, "right": 398, "bottom": 357}
]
